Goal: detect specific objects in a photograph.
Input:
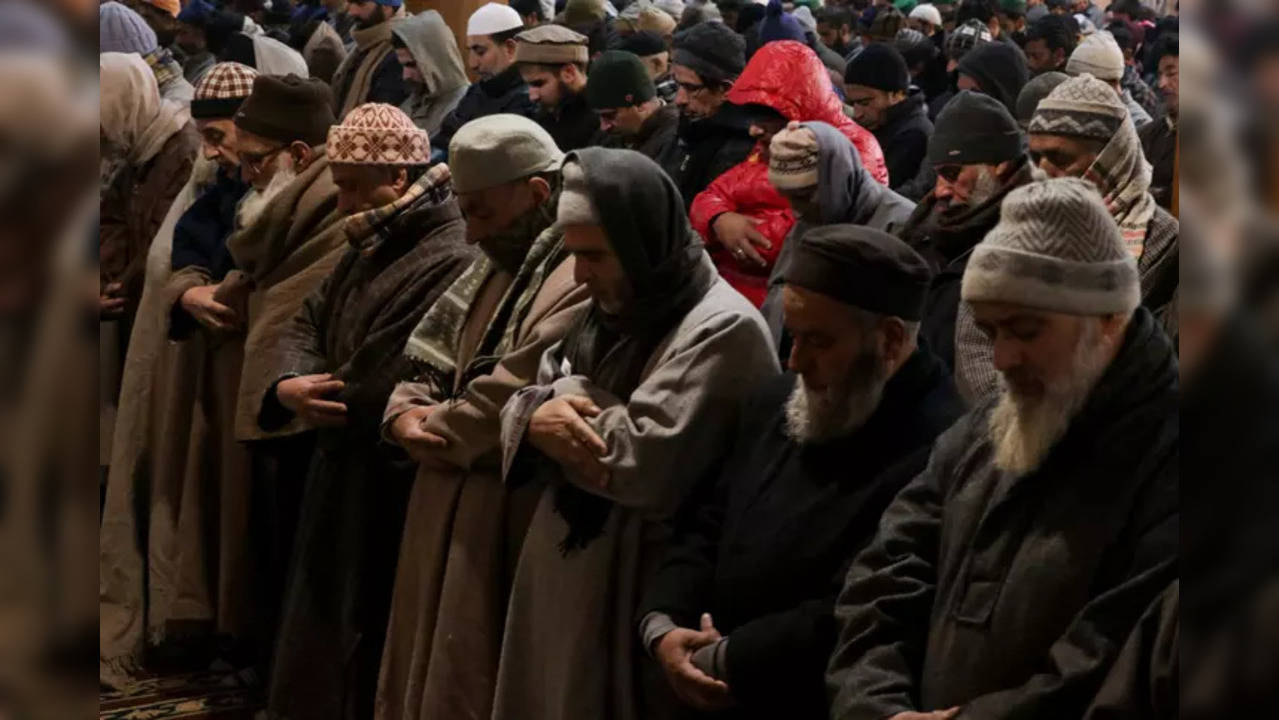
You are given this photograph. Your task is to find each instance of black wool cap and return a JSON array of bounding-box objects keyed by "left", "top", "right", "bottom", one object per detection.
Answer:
[
  {"left": 927, "top": 90, "right": 1024, "bottom": 166},
  {"left": 234, "top": 73, "right": 335, "bottom": 148},
  {"left": 617, "top": 29, "right": 667, "bottom": 57},
  {"left": 585, "top": 50, "right": 656, "bottom": 110},
  {"left": 671, "top": 20, "right": 746, "bottom": 84},
  {"left": 785, "top": 224, "right": 933, "bottom": 321},
  {"left": 844, "top": 42, "right": 910, "bottom": 92}
]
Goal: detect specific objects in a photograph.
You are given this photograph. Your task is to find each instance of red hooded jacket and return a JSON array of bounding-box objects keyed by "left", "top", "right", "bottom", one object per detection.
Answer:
[{"left": 690, "top": 41, "right": 889, "bottom": 307}]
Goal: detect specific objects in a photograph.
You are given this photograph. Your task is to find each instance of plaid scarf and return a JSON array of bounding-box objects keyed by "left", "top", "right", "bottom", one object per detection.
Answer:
[
  {"left": 1082, "top": 114, "right": 1157, "bottom": 260},
  {"left": 403, "top": 209, "right": 565, "bottom": 398},
  {"left": 343, "top": 163, "right": 452, "bottom": 257},
  {"left": 143, "top": 47, "right": 183, "bottom": 92}
]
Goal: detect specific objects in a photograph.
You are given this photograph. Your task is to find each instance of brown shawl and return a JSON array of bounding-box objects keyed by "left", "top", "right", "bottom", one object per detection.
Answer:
[
  {"left": 226, "top": 149, "right": 347, "bottom": 441},
  {"left": 330, "top": 10, "right": 404, "bottom": 118}
]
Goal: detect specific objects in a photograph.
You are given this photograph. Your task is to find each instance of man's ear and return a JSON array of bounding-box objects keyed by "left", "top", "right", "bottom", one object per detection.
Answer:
[
  {"left": 880, "top": 317, "right": 911, "bottom": 368},
  {"left": 503, "top": 38, "right": 520, "bottom": 57},
  {"left": 392, "top": 166, "right": 410, "bottom": 194},
  {"left": 527, "top": 175, "right": 552, "bottom": 205},
  {"left": 290, "top": 141, "right": 315, "bottom": 170}
]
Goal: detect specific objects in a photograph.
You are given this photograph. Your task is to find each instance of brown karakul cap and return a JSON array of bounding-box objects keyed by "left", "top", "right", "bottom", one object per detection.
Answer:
[
  {"left": 515, "top": 23, "right": 589, "bottom": 66},
  {"left": 234, "top": 73, "right": 335, "bottom": 148}
]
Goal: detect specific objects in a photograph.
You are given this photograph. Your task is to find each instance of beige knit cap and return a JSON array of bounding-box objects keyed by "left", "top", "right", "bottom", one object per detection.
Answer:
[
  {"left": 327, "top": 103, "right": 431, "bottom": 166},
  {"left": 1066, "top": 31, "right": 1125, "bottom": 82},
  {"left": 768, "top": 122, "right": 820, "bottom": 191},
  {"left": 448, "top": 113, "right": 564, "bottom": 194}
]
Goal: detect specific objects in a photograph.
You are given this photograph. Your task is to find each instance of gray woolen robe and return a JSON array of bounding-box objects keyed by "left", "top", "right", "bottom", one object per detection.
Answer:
[{"left": 491, "top": 149, "right": 782, "bottom": 720}]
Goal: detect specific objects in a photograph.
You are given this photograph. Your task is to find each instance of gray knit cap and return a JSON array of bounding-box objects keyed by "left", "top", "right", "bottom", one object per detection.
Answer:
[
  {"left": 449, "top": 114, "right": 564, "bottom": 194},
  {"left": 961, "top": 177, "right": 1139, "bottom": 315},
  {"left": 557, "top": 159, "right": 601, "bottom": 226},
  {"left": 1028, "top": 73, "right": 1125, "bottom": 141}
]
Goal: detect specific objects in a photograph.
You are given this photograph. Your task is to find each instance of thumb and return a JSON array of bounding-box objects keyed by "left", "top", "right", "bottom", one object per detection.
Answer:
[
  {"left": 564, "top": 395, "right": 602, "bottom": 417},
  {"left": 700, "top": 613, "right": 715, "bottom": 632}
]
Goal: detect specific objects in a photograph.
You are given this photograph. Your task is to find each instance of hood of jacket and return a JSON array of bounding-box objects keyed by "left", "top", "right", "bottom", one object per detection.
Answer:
[
  {"left": 803, "top": 120, "right": 914, "bottom": 226},
  {"left": 391, "top": 10, "right": 468, "bottom": 99}
]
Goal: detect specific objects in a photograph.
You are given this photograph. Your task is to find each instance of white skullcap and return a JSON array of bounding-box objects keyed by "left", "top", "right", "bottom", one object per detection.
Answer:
[
  {"left": 910, "top": 3, "right": 943, "bottom": 27},
  {"left": 468, "top": 2, "right": 523, "bottom": 36}
]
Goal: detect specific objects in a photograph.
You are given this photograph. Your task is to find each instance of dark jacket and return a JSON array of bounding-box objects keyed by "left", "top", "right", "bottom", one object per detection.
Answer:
[
  {"left": 615, "top": 102, "right": 680, "bottom": 165},
  {"left": 642, "top": 351, "right": 963, "bottom": 720},
  {"left": 827, "top": 306, "right": 1179, "bottom": 720},
  {"left": 432, "top": 65, "right": 537, "bottom": 162},
  {"left": 171, "top": 166, "right": 250, "bottom": 283},
  {"left": 1138, "top": 117, "right": 1176, "bottom": 211},
  {"left": 899, "top": 161, "right": 1034, "bottom": 373},
  {"left": 875, "top": 87, "right": 933, "bottom": 191},
  {"left": 661, "top": 107, "right": 756, "bottom": 211},
  {"left": 956, "top": 42, "right": 1028, "bottom": 116},
  {"left": 536, "top": 89, "right": 603, "bottom": 153}
]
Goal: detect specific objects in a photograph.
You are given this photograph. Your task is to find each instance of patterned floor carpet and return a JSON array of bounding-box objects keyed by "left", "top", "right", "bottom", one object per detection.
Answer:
[{"left": 99, "top": 670, "right": 259, "bottom": 720}]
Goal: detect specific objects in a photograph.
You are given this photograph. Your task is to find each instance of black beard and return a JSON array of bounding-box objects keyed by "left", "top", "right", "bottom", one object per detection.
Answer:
[{"left": 477, "top": 200, "right": 556, "bottom": 273}]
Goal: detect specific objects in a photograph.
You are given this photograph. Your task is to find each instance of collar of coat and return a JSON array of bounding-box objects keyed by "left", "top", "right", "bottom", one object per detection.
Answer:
[{"left": 343, "top": 163, "right": 453, "bottom": 257}]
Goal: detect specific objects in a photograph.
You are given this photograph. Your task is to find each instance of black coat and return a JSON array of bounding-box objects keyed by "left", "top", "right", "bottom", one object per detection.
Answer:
[
  {"left": 1138, "top": 117, "right": 1176, "bottom": 211},
  {"left": 431, "top": 65, "right": 537, "bottom": 160},
  {"left": 537, "top": 89, "right": 604, "bottom": 153},
  {"left": 641, "top": 350, "right": 963, "bottom": 720},
  {"left": 828, "top": 307, "right": 1179, "bottom": 720},
  {"left": 874, "top": 88, "right": 933, "bottom": 192},
  {"left": 661, "top": 108, "right": 756, "bottom": 210}
]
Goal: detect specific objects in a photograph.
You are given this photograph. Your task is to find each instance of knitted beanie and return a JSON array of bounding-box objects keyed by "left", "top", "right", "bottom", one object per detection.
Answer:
[
  {"left": 961, "top": 177, "right": 1139, "bottom": 315},
  {"left": 142, "top": 0, "right": 180, "bottom": 18},
  {"left": 672, "top": 20, "right": 746, "bottom": 83},
  {"left": 1065, "top": 31, "right": 1124, "bottom": 81},
  {"left": 617, "top": 30, "right": 667, "bottom": 58},
  {"left": 909, "top": 3, "right": 943, "bottom": 27},
  {"left": 100, "top": 2, "right": 157, "bottom": 55},
  {"left": 928, "top": 90, "right": 1024, "bottom": 166},
  {"left": 449, "top": 114, "right": 564, "bottom": 194},
  {"left": 896, "top": 28, "right": 937, "bottom": 67},
  {"left": 558, "top": 159, "right": 601, "bottom": 226},
  {"left": 234, "top": 73, "right": 335, "bottom": 147},
  {"left": 586, "top": 51, "right": 657, "bottom": 110},
  {"left": 760, "top": 0, "right": 808, "bottom": 45},
  {"left": 945, "top": 18, "right": 991, "bottom": 61},
  {"left": 792, "top": 6, "right": 818, "bottom": 33},
  {"left": 1028, "top": 73, "right": 1126, "bottom": 141},
  {"left": 1015, "top": 70, "right": 1069, "bottom": 127},
  {"left": 192, "top": 61, "right": 258, "bottom": 119},
  {"left": 844, "top": 42, "right": 910, "bottom": 92},
  {"left": 768, "top": 122, "right": 820, "bottom": 191},
  {"left": 327, "top": 103, "right": 431, "bottom": 166},
  {"left": 178, "top": 0, "right": 216, "bottom": 25}
]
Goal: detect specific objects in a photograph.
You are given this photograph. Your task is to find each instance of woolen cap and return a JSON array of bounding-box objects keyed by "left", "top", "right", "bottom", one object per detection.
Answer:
[
  {"left": 192, "top": 61, "right": 258, "bottom": 119},
  {"left": 928, "top": 90, "right": 1024, "bottom": 166},
  {"left": 1028, "top": 73, "right": 1126, "bottom": 140},
  {"left": 234, "top": 73, "right": 335, "bottom": 148},
  {"left": 962, "top": 177, "right": 1139, "bottom": 315},
  {"left": 768, "top": 122, "right": 820, "bottom": 190},
  {"left": 467, "top": 2, "right": 523, "bottom": 36},
  {"left": 515, "top": 24, "right": 589, "bottom": 65},
  {"left": 844, "top": 43, "right": 910, "bottom": 92},
  {"left": 586, "top": 51, "right": 657, "bottom": 109},
  {"left": 1066, "top": 31, "right": 1125, "bottom": 81},
  {"left": 100, "top": 2, "right": 157, "bottom": 55},
  {"left": 327, "top": 103, "right": 430, "bottom": 166},
  {"left": 945, "top": 18, "right": 991, "bottom": 61},
  {"left": 448, "top": 114, "right": 564, "bottom": 194},
  {"left": 672, "top": 20, "right": 746, "bottom": 83},
  {"left": 785, "top": 224, "right": 933, "bottom": 320},
  {"left": 1015, "top": 70, "right": 1069, "bottom": 128},
  {"left": 617, "top": 30, "right": 668, "bottom": 58}
]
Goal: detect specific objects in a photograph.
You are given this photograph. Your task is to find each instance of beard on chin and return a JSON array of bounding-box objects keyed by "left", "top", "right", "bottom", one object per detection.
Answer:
[
  {"left": 236, "top": 162, "right": 298, "bottom": 230},
  {"left": 988, "top": 319, "right": 1111, "bottom": 475},
  {"left": 939, "top": 165, "right": 1003, "bottom": 217},
  {"left": 784, "top": 347, "right": 889, "bottom": 444},
  {"left": 476, "top": 200, "right": 554, "bottom": 273}
]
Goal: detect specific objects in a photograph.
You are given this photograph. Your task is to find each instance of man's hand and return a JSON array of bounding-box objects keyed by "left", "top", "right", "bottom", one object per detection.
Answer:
[
  {"left": 100, "top": 282, "right": 126, "bottom": 317},
  {"left": 527, "top": 395, "right": 609, "bottom": 487},
  {"left": 655, "top": 613, "right": 734, "bottom": 712},
  {"left": 888, "top": 708, "right": 960, "bottom": 720},
  {"left": 712, "top": 212, "right": 771, "bottom": 268},
  {"left": 180, "top": 284, "right": 240, "bottom": 331},
  {"left": 390, "top": 404, "right": 452, "bottom": 466},
  {"left": 276, "top": 373, "right": 347, "bottom": 428}
]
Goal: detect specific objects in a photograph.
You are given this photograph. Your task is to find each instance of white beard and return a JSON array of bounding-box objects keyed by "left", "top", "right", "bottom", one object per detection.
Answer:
[
  {"left": 988, "top": 320, "right": 1111, "bottom": 475},
  {"left": 784, "top": 348, "right": 888, "bottom": 444},
  {"left": 235, "top": 163, "right": 298, "bottom": 230}
]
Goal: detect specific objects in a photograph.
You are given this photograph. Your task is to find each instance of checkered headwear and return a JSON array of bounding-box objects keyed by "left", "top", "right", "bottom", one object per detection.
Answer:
[
  {"left": 192, "top": 62, "right": 257, "bottom": 120},
  {"left": 327, "top": 103, "right": 431, "bottom": 166}
]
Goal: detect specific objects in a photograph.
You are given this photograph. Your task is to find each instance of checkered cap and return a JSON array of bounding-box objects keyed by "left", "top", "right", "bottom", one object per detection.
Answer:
[
  {"left": 192, "top": 62, "right": 258, "bottom": 119},
  {"left": 327, "top": 103, "right": 431, "bottom": 166}
]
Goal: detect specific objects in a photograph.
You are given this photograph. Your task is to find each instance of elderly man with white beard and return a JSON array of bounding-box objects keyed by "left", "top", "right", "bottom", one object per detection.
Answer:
[
  {"left": 638, "top": 225, "right": 963, "bottom": 720},
  {"left": 826, "top": 177, "right": 1178, "bottom": 720}
]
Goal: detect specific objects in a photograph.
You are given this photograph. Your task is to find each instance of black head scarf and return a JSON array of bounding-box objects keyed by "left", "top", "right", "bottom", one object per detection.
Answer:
[{"left": 552, "top": 147, "right": 715, "bottom": 554}]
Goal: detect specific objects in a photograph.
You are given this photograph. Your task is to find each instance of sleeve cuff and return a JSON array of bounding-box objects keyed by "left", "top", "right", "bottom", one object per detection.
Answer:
[
  {"left": 690, "top": 637, "right": 730, "bottom": 682},
  {"left": 639, "top": 611, "right": 679, "bottom": 657}
]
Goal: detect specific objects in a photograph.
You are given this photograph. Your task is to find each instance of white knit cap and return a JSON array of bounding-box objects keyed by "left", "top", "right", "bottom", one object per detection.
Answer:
[
  {"left": 961, "top": 178, "right": 1140, "bottom": 316},
  {"left": 1066, "top": 31, "right": 1124, "bottom": 81},
  {"left": 910, "top": 3, "right": 943, "bottom": 27},
  {"left": 467, "top": 2, "right": 523, "bottom": 36}
]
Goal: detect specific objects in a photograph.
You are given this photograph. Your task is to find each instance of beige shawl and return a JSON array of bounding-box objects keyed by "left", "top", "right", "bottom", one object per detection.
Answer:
[{"left": 100, "top": 52, "right": 190, "bottom": 166}]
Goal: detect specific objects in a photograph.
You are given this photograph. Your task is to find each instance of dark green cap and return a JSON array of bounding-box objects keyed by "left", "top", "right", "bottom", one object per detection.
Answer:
[{"left": 585, "top": 50, "right": 656, "bottom": 110}]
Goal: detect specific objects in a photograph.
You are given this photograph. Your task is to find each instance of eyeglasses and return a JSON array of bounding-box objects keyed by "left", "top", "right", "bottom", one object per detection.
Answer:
[{"left": 241, "top": 144, "right": 287, "bottom": 173}]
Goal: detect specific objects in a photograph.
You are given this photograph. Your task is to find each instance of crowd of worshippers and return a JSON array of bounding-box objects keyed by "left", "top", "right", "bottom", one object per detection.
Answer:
[{"left": 99, "top": 0, "right": 1182, "bottom": 717}]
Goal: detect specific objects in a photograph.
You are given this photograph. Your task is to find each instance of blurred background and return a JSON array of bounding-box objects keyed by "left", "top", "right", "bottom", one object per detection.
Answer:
[{"left": 0, "top": 0, "right": 1277, "bottom": 715}]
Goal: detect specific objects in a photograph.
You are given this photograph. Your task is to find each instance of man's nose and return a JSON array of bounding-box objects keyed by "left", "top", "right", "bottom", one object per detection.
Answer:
[{"left": 992, "top": 336, "right": 1021, "bottom": 373}]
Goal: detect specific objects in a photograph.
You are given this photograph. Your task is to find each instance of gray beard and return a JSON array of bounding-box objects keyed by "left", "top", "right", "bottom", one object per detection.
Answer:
[
  {"left": 987, "top": 320, "right": 1110, "bottom": 475},
  {"left": 236, "top": 165, "right": 298, "bottom": 230},
  {"left": 783, "top": 348, "right": 889, "bottom": 444},
  {"left": 967, "top": 166, "right": 1005, "bottom": 207}
]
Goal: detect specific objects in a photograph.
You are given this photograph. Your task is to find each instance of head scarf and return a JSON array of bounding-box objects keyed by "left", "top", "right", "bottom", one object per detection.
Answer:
[
  {"left": 553, "top": 147, "right": 715, "bottom": 553},
  {"left": 1082, "top": 104, "right": 1157, "bottom": 259},
  {"left": 99, "top": 52, "right": 190, "bottom": 166}
]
